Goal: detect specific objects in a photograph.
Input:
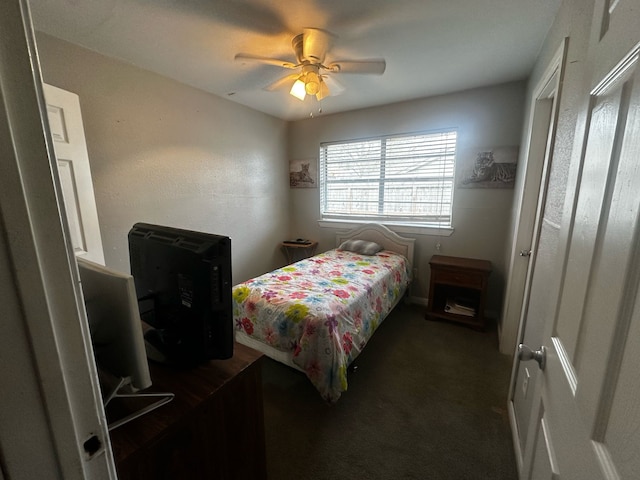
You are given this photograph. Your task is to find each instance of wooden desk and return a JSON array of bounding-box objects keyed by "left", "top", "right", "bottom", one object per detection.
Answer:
[
  {"left": 426, "top": 255, "right": 492, "bottom": 330},
  {"left": 281, "top": 240, "right": 318, "bottom": 263},
  {"left": 109, "top": 343, "right": 266, "bottom": 480}
]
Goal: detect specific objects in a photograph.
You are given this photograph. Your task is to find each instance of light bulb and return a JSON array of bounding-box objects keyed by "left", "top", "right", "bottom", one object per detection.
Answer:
[{"left": 290, "top": 79, "right": 306, "bottom": 101}]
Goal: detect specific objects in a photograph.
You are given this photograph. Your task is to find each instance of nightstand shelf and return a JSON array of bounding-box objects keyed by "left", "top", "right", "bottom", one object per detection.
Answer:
[
  {"left": 426, "top": 255, "right": 492, "bottom": 330},
  {"left": 281, "top": 240, "right": 318, "bottom": 263}
]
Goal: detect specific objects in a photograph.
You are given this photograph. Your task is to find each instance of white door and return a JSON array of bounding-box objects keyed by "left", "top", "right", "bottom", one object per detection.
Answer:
[
  {"left": 507, "top": 44, "right": 567, "bottom": 471},
  {"left": 513, "top": 1, "right": 640, "bottom": 478},
  {"left": 499, "top": 42, "right": 566, "bottom": 355},
  {"left": 43, "top": 83, "right": 105, "bottom": 265}
]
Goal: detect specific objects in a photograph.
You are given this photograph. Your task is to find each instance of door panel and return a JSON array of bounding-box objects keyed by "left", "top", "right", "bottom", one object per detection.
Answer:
[
  {"left": 43, "top": 83, "right": 105, "bottom": 265},
  {"left": 571, "top": 58, "right": 640, "bottom": 420},
  {"left": 57, "top": 159, "right": 87, "bottom": 255},
  {"left": 554, "top": 79, "right": 623, "bottom": 364},
  {"left": 604, "top": 293, "right": 640, "bottom": 478},
  {"left": 529, "top": 411, "right": 559, "bottom": 480}
]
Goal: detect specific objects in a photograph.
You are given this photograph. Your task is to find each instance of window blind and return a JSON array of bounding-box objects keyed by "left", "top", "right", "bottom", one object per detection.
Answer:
[{"left": 320, "top": 130, "right": 457, "bottom": 227}]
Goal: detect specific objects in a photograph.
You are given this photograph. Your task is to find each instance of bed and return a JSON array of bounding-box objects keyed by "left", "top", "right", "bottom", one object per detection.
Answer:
[{"left": 232, "top": 223, "right": 415, "bottom": 403}]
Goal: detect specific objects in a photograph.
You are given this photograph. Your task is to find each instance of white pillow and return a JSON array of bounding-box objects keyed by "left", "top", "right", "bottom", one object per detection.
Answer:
[{"left": 338, "top": 239, "right": 383, "bottom": 255}]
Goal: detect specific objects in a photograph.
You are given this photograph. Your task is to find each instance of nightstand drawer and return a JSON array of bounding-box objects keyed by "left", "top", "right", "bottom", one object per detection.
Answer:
[{"left": 434, "top": 269, "right": 484, "bottom": 288}]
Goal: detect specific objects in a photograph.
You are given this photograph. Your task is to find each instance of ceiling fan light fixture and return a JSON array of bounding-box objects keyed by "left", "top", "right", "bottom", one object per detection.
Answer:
[
  {"left": 304, "top": 71, "right": 320, "bottom": 95},
  {"left": 316, "top": 80, "right": 330, "bottom": 101},
  {"left": 290, "top": 78, "right": 307, "bottom": 100},
  {"left": 236, "top": 28, "right": 386, "bottom": 104}
]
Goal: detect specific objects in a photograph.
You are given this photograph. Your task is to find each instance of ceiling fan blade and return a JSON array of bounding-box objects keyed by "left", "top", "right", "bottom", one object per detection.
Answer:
[
  {"left": 263, "top": 73, "right": 300, "bottom": 92},
  {"left": 234, "top": 53, "right": 296, "bottom": 69},
  {"left": 302, "top": 28, "right": 335, "bottom": 64},
  {"left": 327, "top": 59, "right": 386, "bottom": 75},
  {"left": 322, "top": 75, "right": 345, "bottom": 96}
]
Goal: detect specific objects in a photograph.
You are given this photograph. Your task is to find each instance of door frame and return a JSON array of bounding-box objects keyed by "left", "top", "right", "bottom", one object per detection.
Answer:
[
  {"left": 506, "top": 39, "right": 568, "bottom": 474},
  {"left": 500, "top": 39, "right": 568, "bottom": 356},
  {"left": 0, "top": 1, "right": 115, "bottom": 478}
]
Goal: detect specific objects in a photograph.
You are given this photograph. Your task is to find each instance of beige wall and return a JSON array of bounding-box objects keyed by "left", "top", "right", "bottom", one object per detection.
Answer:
[
  {"left": 287, "top": 82, "right": 526, "bottom": 313},
  {"left": 35, "top": 33, "right": 289, "bottom": 284},
  {"left": 35, "top": 33, "right": 525, "bottom": 315}
]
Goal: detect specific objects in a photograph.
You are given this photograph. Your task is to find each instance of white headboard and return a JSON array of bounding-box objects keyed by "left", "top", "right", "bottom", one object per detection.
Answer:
[{"left": 335, "top": 223, "right": 415, "bottom": 267}]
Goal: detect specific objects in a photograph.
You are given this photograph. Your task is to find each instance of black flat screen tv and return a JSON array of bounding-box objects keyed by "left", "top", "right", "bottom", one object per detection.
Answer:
[{"left": 128, "top": 223, "right": 233, "bottom": 366}]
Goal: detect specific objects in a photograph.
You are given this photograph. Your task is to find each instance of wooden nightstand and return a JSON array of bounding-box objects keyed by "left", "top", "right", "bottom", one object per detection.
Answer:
[
  {"left": 281, "top": 240, "right": 318, "bottom": 264},
  {"left": 426, "top": 255, "right": 492, "bottom": 330}
]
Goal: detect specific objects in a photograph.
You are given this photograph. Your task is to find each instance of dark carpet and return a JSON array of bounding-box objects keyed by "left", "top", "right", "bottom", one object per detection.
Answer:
[{"left": 260, "top": 303, "right": 517, "bottom": 480}]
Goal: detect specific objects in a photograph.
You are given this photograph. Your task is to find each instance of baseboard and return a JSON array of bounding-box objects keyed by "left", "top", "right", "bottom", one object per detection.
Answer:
[
  {"left": 407, "top": 296, "right": 428, "bottom": 307},
  {"left": 508, "top": 401, "right": 524, "bottom": 478}
]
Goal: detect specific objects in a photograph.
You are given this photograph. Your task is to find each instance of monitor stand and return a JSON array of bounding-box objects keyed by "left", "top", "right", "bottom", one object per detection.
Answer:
[{"left": 100, "top": 373, "right": 174, "bottom": 431}]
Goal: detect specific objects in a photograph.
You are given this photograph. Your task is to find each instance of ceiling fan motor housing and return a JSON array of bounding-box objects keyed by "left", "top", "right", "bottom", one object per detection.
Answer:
[{"left": 291, "top": 34, "right": 304, "bottom": 63}]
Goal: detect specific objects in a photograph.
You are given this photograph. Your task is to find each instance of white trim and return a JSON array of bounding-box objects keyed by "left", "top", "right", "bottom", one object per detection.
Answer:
[
  {"left": 318, "top": 219, "right": 454, "bottom": 237},
  {"left": 591, "top": 441, "right": 621, "bottom": 480},
  {"left": 541, "top": 416, "right": 561, "bottom": 477},
  {"left": 508, "top": 401, "right": 525, "bottom": 476},
  {"left": 552, "top": 336, "right": 578, "bottom": 396},
  {"left": 590, "top": 41, "right": 640, "bottom": 96}
]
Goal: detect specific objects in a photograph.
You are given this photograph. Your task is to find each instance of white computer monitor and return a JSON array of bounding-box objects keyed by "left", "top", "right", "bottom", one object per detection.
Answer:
[{"left": 77, "top": 257, "right": 152, "bottom": 392}]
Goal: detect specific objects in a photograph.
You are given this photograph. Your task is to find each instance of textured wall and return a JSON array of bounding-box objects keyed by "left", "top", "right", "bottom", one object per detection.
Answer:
[
  {"left": 287, "top": 81, "right": 526, "bottom": 313},
  {"left": 36, "top": 33, "right": 289, "bottom": 284},
  {"left": 35, "top": 32, "right": 524, "bottom": 313}
]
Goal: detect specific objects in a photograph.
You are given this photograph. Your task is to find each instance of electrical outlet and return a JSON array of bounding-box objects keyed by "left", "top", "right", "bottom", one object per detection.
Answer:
[{"left": 435, "top": 242, "right": 441, "bottom": 251}]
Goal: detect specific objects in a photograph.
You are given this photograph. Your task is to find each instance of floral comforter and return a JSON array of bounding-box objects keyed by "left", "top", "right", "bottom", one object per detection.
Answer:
[{"left": 232, "top": 248, "right": 410, "bottom": 403}]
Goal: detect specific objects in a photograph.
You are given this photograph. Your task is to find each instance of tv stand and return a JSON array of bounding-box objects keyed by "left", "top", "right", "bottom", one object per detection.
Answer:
[{"left": 108, "top": 343, "right": 266, "bottom": 479}]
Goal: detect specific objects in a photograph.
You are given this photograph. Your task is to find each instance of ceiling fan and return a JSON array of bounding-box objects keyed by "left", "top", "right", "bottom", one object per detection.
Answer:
[{"left": 234, "top": 28, "right": 386, "bottom": 101}]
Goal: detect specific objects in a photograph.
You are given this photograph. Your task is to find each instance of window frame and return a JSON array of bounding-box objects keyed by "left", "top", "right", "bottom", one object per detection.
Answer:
[{"left": 319, "top": 129, "right": 458, "bottom": 231}]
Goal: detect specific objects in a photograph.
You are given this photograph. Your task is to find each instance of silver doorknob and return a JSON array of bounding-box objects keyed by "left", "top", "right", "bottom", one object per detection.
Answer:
[
  {"left": 518, "top": 344, "right": 546, "bottom": 370},
  {"left": 519, "top": 249, "right": 532, "bottom": 257}
]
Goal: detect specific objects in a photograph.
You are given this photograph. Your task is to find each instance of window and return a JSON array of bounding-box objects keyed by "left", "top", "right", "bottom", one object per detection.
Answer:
[{"left": 320, "top": 130, "right": 457, "bottom": 227}]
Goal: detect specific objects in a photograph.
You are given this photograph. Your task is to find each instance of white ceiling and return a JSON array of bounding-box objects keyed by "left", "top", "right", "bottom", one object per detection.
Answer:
[{"left": 28, "top": 0, "right": 561, "bottom": 121}]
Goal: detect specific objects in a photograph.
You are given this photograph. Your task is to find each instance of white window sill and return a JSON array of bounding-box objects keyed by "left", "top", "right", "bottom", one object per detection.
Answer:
[{"left": 317, "top": 219, "right": 454, "bottom": 236}]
